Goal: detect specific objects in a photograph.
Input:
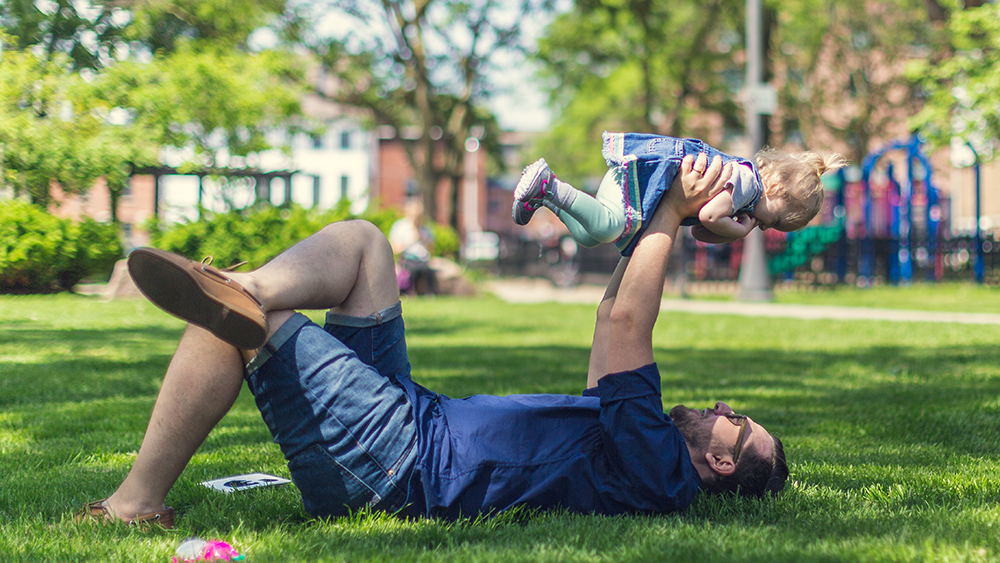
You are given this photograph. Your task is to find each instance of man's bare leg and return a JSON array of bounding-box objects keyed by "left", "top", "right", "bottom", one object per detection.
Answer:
[
  {"left": 234, "top": 219, "right": 400, "bottom": 317},
  {"left": 101, "top": 324, "right": 244, "bottom": 520},
  {"left": 99, "top": 220, "right": 398, "bottom": 521}
]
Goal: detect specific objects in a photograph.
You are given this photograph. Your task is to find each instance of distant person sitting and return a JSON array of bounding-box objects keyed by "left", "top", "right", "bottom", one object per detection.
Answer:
[
  {"left": 389, "top": 199, "right": 437, "bottom": 295},
  {"left": 77, "top": 153, "right": 786, "bottom": 528},
  {"left": 514, "top": 131, "right": 847, "bottom": 251}
]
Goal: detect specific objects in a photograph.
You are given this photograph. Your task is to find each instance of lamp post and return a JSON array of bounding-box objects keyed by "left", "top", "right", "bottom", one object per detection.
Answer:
[
  {"left": 737, "top": 0, "right": 774, "bottom": 301},
  {"left": 951, "top": 137, "right": 983, "bottom": 284},
  {"left": 463, "top": 135, "right": 481, "bottom": 235},
  {"left": 970, "top": 142, "right": 983, "bottom": 284}
]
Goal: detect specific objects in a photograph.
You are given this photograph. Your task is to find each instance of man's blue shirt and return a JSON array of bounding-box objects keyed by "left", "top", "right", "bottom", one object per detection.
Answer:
[{"left": 397, "top": 363, "right": 702, "bottom": 519}]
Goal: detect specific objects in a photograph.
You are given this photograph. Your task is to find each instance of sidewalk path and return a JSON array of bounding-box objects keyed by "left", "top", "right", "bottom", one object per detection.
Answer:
[{"left": 487, "top": 279, "right": 1000, "bottom": 326}]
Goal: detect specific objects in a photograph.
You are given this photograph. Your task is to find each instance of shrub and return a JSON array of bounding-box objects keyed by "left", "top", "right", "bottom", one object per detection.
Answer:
[
  {"left": 145, "top": 203, "right": 461, "bottom": 268},
  {"left": 146, "top": 204, "right": 356, "bottom": 269},
  {"left": 0, "top": 200, "right": 122, "bottom": 293},
  {"left": 60, "top": 217, "right": 125, "bottom": 290},
  {"left": 429, "top": 222, "right": 461, "bottom": 258}
]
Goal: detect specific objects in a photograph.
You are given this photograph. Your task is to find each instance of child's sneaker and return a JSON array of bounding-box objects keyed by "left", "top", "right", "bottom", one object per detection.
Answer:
[{"left": 512, "top": 158, "right": 555, "bottom": 225}]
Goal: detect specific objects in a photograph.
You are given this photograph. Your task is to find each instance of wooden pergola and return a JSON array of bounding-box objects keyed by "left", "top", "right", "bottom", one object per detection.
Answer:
[{"left": 133, "top": 165, "right": 320, "bottom": 216}]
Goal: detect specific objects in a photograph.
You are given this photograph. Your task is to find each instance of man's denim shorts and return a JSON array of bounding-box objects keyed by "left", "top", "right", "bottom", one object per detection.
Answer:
[{"left": 244, "top": 302, "right": 418, "bottom": 518}]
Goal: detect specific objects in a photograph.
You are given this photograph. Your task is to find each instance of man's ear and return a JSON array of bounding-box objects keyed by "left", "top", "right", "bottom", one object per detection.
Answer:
[{"left": 704, "top": 452, "right": 736, "bottom": 476}]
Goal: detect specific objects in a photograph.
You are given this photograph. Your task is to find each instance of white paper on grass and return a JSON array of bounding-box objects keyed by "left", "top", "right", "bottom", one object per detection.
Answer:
[{"left": 201, "top": 473, "right": 291, "bottom": 493}]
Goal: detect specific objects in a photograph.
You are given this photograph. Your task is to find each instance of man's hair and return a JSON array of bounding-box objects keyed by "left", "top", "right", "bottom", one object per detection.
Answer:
[{"left": 701, "top": 434, "right": 789, "bottom": 498}]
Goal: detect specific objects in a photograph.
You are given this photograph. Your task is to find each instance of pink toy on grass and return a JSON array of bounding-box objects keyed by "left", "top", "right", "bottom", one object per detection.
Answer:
[{"left": 173, "top": 538, "right": 245, "bottom": 562}]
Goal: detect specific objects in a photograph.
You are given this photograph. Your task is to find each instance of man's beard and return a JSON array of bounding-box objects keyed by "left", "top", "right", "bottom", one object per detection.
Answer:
[{"left": 669, "top": 405, "right": 713, "bottom": 450}]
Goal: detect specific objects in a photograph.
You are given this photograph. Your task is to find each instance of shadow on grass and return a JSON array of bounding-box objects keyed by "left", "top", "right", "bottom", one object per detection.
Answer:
[{"left": 5, "top": 316, "right": 999, "bottom": 458}]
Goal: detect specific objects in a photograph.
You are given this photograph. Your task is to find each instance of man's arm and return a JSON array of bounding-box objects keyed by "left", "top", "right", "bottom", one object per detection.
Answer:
[
  {"left": 587, "top": 256, "right": 629, "bottom": 389},
  {"left": 602, "top": 153, "right": 733, "bottom": 375}
]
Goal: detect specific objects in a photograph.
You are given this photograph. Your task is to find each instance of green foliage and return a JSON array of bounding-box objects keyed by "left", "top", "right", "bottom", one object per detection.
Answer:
[
  {"left": 363, "top": 206, "right": 405, "bottom": 236},
  {"left": 429, "top": 222, "right": 461, "bottom": 259},
  {"left": 771, "top": 0, "right": 935, "bottom": 163},
  {"left": 0, "top": 44, "right": 159, "bottom": 212},
  {"left": 0, "top": 200, "right": 122, "bottom": 293},
  {"left": 313, "top": 0, "right": 520, "bottom": 225},
  {"left": 125, "top": 0, "right": 296, "bottom": 53},
  {"left": 533, "top": 0, "right": 743, "bottom": 177},
  {"left": 144, "top": 202, "right": 463, "bottom": 267},
  {"left": 0, "top": 0, "right": 129, "bottom": 71},
  {"left": 59, "top": 216, "right": 127, "bottom": 290},
  {"left": 146, "top": 205, "right": 351, "bottom": 269},
  {"left": 145, "top": 203, "right": 461, "bottom": 269},
  {"left": 91, "top": 46, "right": 306, "bottom": 169},
  {"left": 1, "top": 5, "right": 306, "bottom": 218},
  {"left": 908, "top": 4, "right": 1000, "bottom": 158}
]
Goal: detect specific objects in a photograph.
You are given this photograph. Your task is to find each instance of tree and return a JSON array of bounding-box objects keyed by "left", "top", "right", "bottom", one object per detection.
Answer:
[
  {"left": 0, "top": 0, "right": 129, "bottom": 70},
  {"left": 94, "top": 47, "right": 304, "bottom": 167},
  {"left": 532, "top": 0, "right": 744, "bottom": 178},
  {"left": 768, "top": 0, "right": 940, "bottom": 164},
  {"left": 123, "top": 0, "right": 306, "bottom": 54},
  {"left": 908, "top": 3, "right": 1000, "bottom": 159},
  {"left": 0, "top": 43, "right": 160, "bottom": 218},
  {"left": 1, "top": 2, "right": 309, "bottom": 219},
  {"left": 308, "top": 0, "right": 536, "bottom": 226}
]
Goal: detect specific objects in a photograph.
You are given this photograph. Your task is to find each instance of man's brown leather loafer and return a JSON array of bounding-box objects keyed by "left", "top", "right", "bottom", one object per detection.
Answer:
[{"left": 127, "top": 247, "right": 268, "bottom": 349}]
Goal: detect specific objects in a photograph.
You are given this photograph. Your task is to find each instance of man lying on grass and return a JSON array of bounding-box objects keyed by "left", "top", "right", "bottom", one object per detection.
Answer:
[{"left": 78, "top": 153, "right": 787, "bottom": 528}]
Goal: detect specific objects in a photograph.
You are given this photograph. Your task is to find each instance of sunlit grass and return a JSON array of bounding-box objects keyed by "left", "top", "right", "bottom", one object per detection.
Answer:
[
  {"left": 1, "top": 291, "right": 998, "bottom": 562},
  {"left": 772, "top": 281, "right": 1000, "bottom": 312}
]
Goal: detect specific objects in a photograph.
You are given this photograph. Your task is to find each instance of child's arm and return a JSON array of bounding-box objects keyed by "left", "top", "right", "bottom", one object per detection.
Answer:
[
  {"left": 690, "top": 224, "right": 737, "bottom": 244},
  {"left": 697, "top": 190, "right": 757, "bottom": 240},
  {"left": 690, "top": 214, "right": 757, "bottom": 244}
]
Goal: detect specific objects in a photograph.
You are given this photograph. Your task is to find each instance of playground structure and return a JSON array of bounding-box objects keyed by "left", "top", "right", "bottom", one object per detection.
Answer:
[{"left": 762, "top": 133, "right": 993, "bottom": 286}]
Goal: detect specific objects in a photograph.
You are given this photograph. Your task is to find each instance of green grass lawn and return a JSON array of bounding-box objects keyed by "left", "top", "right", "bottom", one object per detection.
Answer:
[
  {"left": 772, "top": 282, "right": 1000, "bottom": 313},
  {"left": 1, "top": 291, "right": 999, "bottom": 562}
]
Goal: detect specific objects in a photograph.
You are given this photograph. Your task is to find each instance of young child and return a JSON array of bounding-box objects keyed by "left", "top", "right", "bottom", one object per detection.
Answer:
[{"left": 513, "top": 131, "right": 848, "bottom": 255}]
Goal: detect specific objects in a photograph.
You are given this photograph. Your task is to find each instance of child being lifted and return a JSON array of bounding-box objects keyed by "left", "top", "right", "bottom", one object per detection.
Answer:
[{"left": 513, "top": 132, "right": 847, "bottom": 254}]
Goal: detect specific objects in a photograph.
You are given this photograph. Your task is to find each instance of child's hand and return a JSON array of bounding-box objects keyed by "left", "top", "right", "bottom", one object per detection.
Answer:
[{"left": 736, "top": 214, "right": 757, "bottom": 233}]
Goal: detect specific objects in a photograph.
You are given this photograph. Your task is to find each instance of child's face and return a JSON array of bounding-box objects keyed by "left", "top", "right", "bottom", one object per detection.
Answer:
[{"left": 751, "top": 195, "right": 797, "bottom": 232}]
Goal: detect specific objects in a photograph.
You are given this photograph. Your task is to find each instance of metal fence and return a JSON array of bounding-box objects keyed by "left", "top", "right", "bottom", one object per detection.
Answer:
[
  {"left": 494, "top": 232, "right": 1000, "bottom": 287},
  {"left": 799, "top": 234, "right": 1000, "bottom": 286}
]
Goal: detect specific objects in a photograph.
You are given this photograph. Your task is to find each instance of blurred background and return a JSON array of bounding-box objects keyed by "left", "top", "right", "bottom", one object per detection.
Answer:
[{"left": 2, "top": 0, "right": 999, "bottom": 294}]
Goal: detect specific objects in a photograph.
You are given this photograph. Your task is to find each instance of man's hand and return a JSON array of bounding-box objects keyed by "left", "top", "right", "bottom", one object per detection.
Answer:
[
  {"left": 664, "top": 153, "right": 734, "bottom": 218},
  {"left": 600, "top": 153, "right": 734, "bottom": 377}
]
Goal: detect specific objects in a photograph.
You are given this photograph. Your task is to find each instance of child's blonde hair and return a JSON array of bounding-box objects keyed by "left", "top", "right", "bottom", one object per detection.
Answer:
[{"left": 755, "top": 148, "right": 849, "bottom": 229}]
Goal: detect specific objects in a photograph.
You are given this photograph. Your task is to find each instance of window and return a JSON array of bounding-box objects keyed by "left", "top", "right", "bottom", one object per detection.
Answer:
[
  {"left": 340, "top": 175, "right": 349, "bottom": 200},
  {"left": 340, "top": 131, "right": 351, "bottom": 150},
  {"left": 311, "top": 133, "right": 323, "bottom": 149}
]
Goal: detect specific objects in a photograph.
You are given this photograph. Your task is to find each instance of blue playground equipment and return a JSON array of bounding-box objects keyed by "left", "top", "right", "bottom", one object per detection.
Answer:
[{"left": 859, "top": 134, "right": 942, "bottom": 285}]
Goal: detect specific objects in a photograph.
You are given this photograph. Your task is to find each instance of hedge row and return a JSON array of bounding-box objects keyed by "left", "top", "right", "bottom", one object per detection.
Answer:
[
  {"left": 0, "top": 199, "right": 461, "bottom": 294},
  {"left": 0, "top": 200, "right": 123, "bottom": 293},
  {"left": 145, "top": 202, "right": 460, "bottom": 271}
]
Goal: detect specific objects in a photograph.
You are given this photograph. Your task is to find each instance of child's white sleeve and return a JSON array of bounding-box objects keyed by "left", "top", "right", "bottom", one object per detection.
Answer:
[{"left": 727, "top": 164, "right": 759, "bottom": 213}]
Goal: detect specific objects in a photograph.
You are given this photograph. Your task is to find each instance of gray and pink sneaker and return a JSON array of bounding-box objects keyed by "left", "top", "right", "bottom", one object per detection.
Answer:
[{"left": 512, "top": 158, "right": 555, "bottom": 225}]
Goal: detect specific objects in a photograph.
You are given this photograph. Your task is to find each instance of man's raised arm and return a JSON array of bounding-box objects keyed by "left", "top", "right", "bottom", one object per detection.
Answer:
[{"left": 601, "top": 153, "right": 733, "bottom": 376}]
